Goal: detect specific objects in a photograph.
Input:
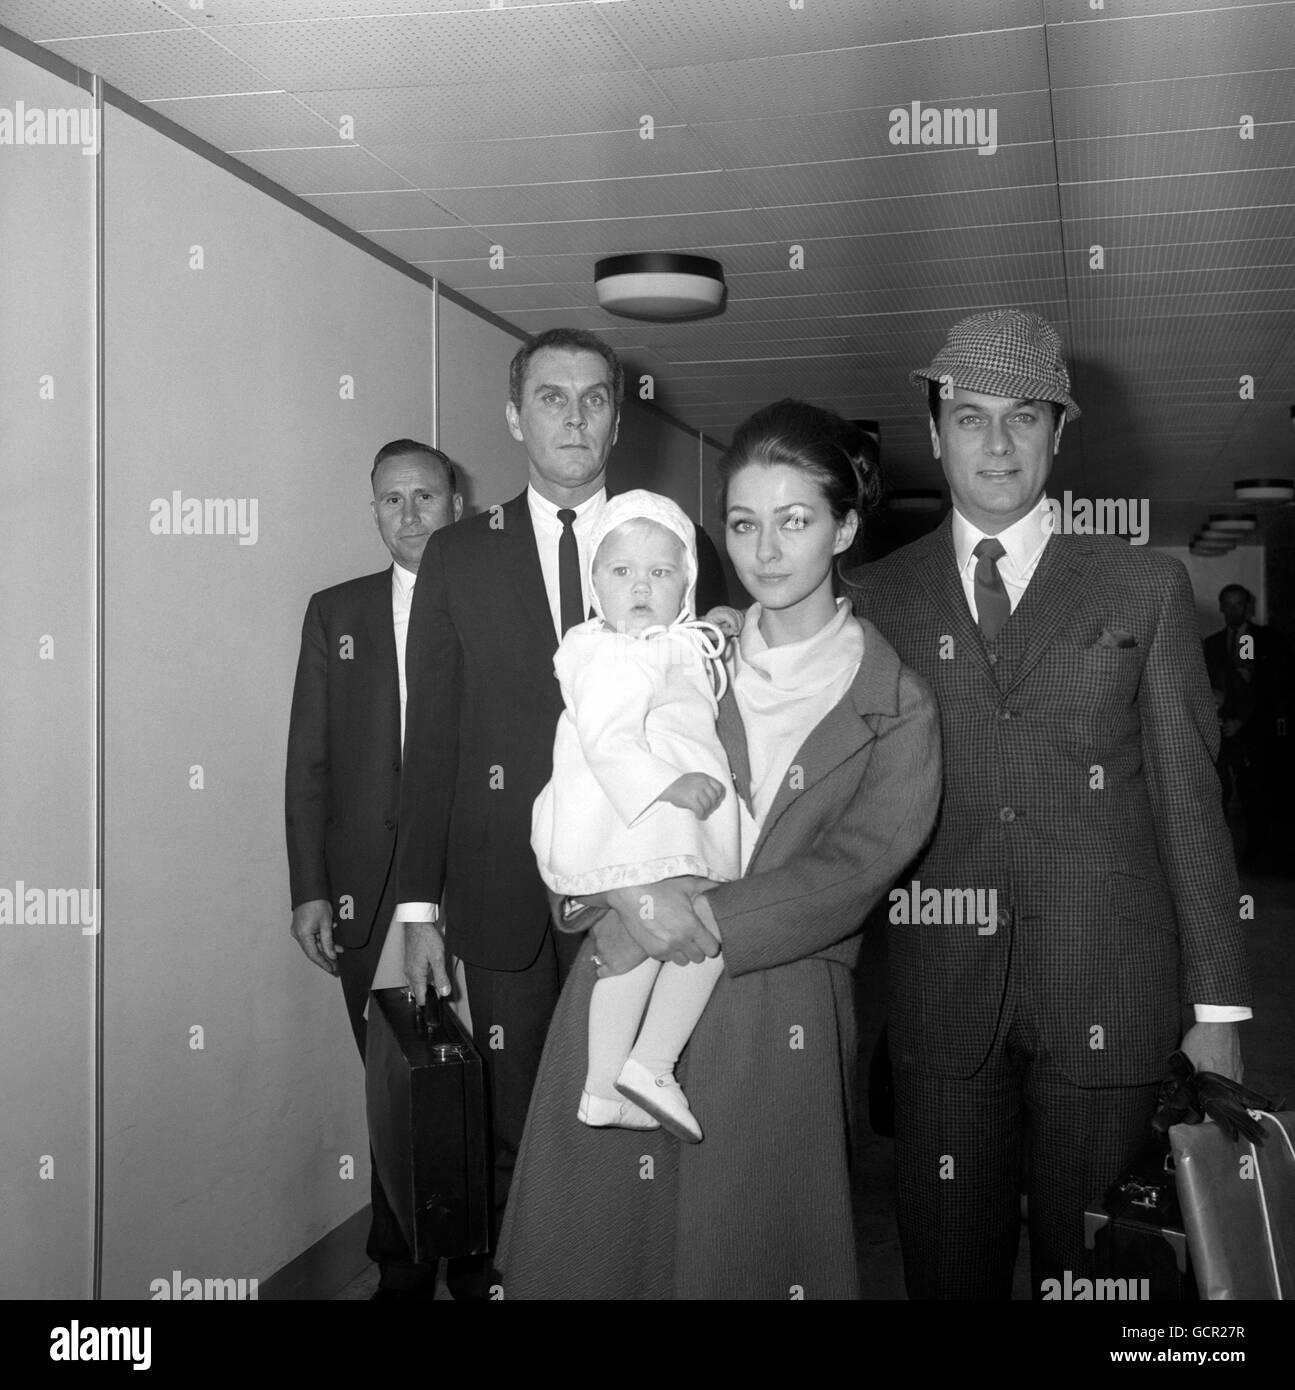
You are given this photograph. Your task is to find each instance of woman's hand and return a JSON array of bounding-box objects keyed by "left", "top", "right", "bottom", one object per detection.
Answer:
[
  {"left": 606, "top": 879, "right": 721, "bottom": 966},
  {"left": 590, "top": 913, "right": 650, "bottom": 978}
]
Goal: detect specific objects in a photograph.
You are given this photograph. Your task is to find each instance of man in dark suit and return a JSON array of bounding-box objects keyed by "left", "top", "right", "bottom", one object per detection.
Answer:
[
  {"left": 1203, "top": 583, "right": 1293, "bottom": 870},
  {"left": 394, "top": 328, "right": 726, "bottom": 1262},
  {"left": 285, "top": 439, "right": 463, "bottom": 1298},
  {"left": 847, "top": 309, "right": 1251, "bottom": 1298}
]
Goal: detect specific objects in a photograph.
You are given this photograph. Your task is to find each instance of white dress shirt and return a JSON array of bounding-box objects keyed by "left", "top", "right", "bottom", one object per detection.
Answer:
[
  {"left": 391, "top": 560, "right": 416, "bottom": 750},
  {"left": 374, "top": 556, "right": 471, "bottom": 1027},
  {"left": 951, "top": 495, "right": 1052, "bottom": 621},
  {"left": 527, "top": 484, "right": 607, "bottom": 643},
  {"left": 951, "top": 499, "right": 1250, "bottom": 1025}
]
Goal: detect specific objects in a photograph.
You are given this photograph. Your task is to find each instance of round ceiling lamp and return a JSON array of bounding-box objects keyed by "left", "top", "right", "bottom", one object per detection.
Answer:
[
  {"left": 1234, "top": 478, "right": 1294, "bottom": 502},
  {"left": 594, "top": 252, "right": 725, "bottom": 320},
  {"left": 1206, "top": 514, "right": 1258, "bottom": 533}
]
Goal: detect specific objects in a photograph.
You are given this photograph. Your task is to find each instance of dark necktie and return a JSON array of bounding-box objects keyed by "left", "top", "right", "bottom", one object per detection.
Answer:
[
  {"left": 557, "top": 508, "right": 583, "bottom": 636},
  {"left": 972, "top": 537, "right": 1011, "bottom": 641}
]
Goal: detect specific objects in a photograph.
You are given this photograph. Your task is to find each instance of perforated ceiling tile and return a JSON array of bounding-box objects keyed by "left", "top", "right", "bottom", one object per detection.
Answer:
[
  {"left": 469, "top": 209, "right": 780, "bottom": 258},
  {"left": 187, "top": 0, "right": 502, "bottom": 22},
  {"left": 1046, "top": 4, "right": 1295, "bottom": 88},
  {"left": 652, "top": 27, "right": 1048, "bottom": 125},
  {"left": 369, "top": 125, "right": 712, "bottom": 193},
  {"left": 6, "top": 0, "right": 189, "bottom": 41},
  {"left": 37, "top": 26, "right": 268, "bottom": 100},
  {"left": 595, "top": 0, "right": 877, "bottom": 68},
  {"left": 455, "top": 283, "right": 598, "bottom": 314},
  {"left": 1071, "top": 264, "right": 1295, "bottom": 305},
  {"left": 211, "top": 7, "right": 639, "bottom": 91},
  {"left": 1061, "top": 205, "right": 1295, "bottom": 252},
  {"left": 758, "top": 183, "right": 1059, "bottom": 241},
  {"left": 732, "top": 145, "right": 1058, "bottom": 212},
  {"left": 1050, "top": 69, "right": 1295, "bottom": 141},
  {"left": 1062, "top": 168, "right": 1295, "bottom": 222},
  {"left": 302, "top": 188, "right": 462, "bottom": 229},
  {"left": 1043, "top": 0, "right": 1295, "bottom": 25},
  {"left": 144, "top": 89, "right": 339, "bottom": 148},
  {"left": 234, "top": 143, "right": 410, "bottom": 194},
  {"left": 1059, "top": 124, "right": 1295, "bottom": 184},
  {"left": 693, "top": 92, "right": 1055, "bottom": 169},
  {"left": 357, "top": 224, "right": 498, "bottom": 261},
  {"left": 431, "top": 171, "right": 748, "bottom": 226},
  {"left": 296, "top": 69, "right": 667, "bottom": 144}
]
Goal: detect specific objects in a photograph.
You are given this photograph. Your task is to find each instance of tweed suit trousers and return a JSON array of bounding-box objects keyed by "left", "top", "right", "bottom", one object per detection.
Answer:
[{"left": 893, "top": 991, "right": 1161, "bottom": 1299}]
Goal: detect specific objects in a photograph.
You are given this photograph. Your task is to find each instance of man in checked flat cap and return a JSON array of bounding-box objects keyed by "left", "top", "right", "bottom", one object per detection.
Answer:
[{"left": 846, "top": 308, "right": 1251, "bottom": 1299}]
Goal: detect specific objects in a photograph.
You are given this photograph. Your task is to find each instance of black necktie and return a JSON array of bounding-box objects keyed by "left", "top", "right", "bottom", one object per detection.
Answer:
[
  {"left": 558, "top": 508, "right": 583, "bottom": 636},
  {"left": 972, "top": 537, "right": 1011, "bottom": 641}
]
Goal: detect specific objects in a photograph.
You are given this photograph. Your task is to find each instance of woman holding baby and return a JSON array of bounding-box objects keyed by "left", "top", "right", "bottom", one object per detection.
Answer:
[{"left": 497, "top": 398, "right": 941, "bottom": 1299}]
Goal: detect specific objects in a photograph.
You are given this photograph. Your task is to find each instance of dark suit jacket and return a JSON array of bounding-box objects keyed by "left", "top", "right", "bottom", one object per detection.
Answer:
[
  {"left": 1203, "top": 621, "right": 1292, "bottom": 738},
  {"left": 847, "top": 519, "right": 1251, "bottom": 1085},
  {"left": 285, "top": 568, "right": 401, "bottom": 951},
  {"left": 396, "top": 488, "right": 726, "bottom": 972}
]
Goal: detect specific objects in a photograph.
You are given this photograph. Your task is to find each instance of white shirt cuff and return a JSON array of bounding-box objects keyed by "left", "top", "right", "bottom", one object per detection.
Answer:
[
  {"left": 1193, "top": 1004, "right": 1252, "bottom": 1022},
  {"left": 395, "top": 902, "right": 438, "bottom": 923}
]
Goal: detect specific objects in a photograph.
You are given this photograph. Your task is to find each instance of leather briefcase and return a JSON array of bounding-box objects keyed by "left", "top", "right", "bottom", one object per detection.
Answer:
[
  {"left": 365, "top": 987, "right": 490, "bottom": 1263},
  {"left": 1084, "top": 1140, "right": 1198, "bottom": 1300}
]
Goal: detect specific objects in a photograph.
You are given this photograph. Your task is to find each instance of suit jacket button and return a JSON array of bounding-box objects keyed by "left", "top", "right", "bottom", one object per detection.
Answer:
[
  {"left": 384, "top": 817, "right": 395, "bottom": 831},
  {"left": 998, "top": 707, "right": 1013, "bottom": 720},
  {"left": 998, "top": 907, "right": 1012, "bottom": 929},
  {"left": 999, "top": 806, "right": 1016, "bottom": 823},
  {"left": 987, "top": 652, "right": 999, "bottom": 665},
  {"left": 392, "top": 760, "right": 400, "bottom": 772}
]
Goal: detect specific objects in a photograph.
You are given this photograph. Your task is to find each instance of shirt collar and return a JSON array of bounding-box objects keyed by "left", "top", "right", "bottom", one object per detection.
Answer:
[
  {"left": 391, "top": 561, "right": 417, "bottom": 601},
  {"left": 952, "top": 494, "right": 1052, "bottom": 579},
  {"left": 527, "top": 484, "right": 606, "bottom": 528}
]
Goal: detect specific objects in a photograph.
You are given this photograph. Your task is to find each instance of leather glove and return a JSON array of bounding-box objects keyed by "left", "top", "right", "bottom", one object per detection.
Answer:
[{"left": 1151, "top": 1050, "right": 1277, "bottom": 1145}]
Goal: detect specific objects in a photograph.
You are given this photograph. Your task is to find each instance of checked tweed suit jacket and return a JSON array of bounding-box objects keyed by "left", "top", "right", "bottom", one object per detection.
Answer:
[{"left": 847, "top": 518, "right": 1251, "bottom": 1086}]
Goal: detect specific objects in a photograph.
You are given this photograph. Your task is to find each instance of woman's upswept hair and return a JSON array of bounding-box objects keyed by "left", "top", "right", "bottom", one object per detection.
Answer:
[{"left": 716, "top": 399, "right": 883, "bottom": 578}]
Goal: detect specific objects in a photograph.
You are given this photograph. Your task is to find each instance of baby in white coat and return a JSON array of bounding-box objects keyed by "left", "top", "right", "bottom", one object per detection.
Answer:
[{"left": 531, "top": 491, "right": 740, "bottom": 1142}]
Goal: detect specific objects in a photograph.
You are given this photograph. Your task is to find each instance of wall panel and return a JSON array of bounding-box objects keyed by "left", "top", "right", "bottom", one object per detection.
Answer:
[
  {"left": 0, "top": 45, "right": 97, "bottom": 1300},
  {"left": 99, "top": 106, "right": 434, "bottom": 1297}
]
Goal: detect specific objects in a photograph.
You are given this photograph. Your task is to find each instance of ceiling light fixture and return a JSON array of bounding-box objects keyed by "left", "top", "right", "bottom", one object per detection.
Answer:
[
  {"left": 1234, "top": 478, "right": 1294, "bottom": 502},
  {"left": 594, "top": 252, "right": 725, "bottom": 320},
  {"left": 1206, "top": 514, "right": 1258, "bottom": 533}
]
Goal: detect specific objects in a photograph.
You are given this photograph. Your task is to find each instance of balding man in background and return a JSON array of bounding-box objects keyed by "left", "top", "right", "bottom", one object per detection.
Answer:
[{"left": 285, "top": 439, "right": 464, "bottom": 1299}]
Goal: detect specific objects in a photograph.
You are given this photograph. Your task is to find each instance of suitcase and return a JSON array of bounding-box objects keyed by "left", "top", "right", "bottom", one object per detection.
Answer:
[
  {"left": 365, "top": 987, "right": 491, "bottom": 1263},
  {"left": 1171, "top": 1110, "right": 1295, "bottom": 1299},
  {"left": 1084, "top": 1141, "right": 1198, "bottom": 1300}
]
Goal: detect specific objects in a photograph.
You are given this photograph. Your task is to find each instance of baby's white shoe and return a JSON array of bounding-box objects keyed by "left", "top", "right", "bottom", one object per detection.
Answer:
[
  {"left": 614, "top": 1059, "right": 703, "bottom": 1144},
  {"left": 578, "top": 1090, "right": 660, "bottom": 1130}
]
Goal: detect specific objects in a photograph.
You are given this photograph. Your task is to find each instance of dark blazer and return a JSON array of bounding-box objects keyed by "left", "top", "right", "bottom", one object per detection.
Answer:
[
  {"left": 847, "top": 519, "right": 1251, "bottom": 1086},
  {"left": 396, "top": 488, "right": 726, "bottom": 972},
  {"left": 1203, "top": 621, "right": 1291, "bottom": 735},
  {"left": 285, "top": 568, "right": 401, "bottom": 951}
]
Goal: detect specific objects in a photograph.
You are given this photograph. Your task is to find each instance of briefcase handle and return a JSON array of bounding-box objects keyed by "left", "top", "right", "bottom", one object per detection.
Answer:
[{"left": 414, "top": 991, "right": 468, "bottom": 1061}]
